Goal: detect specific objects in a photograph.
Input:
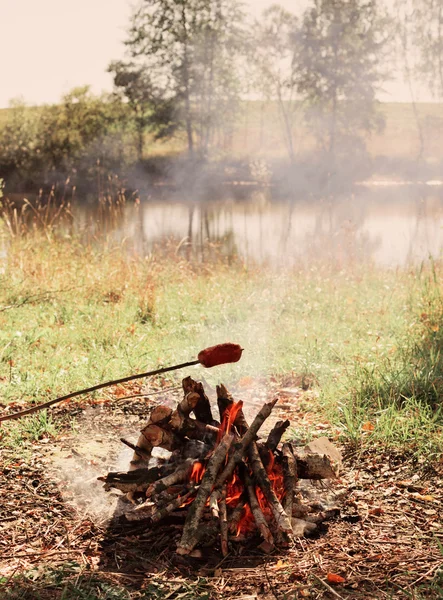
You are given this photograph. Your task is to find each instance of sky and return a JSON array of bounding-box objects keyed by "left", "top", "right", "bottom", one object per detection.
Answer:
[{"left": 0, "top": 0, "right": 413, "bottom": 109}]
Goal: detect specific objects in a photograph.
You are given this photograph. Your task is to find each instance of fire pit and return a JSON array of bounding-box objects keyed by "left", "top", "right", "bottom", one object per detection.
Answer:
[{"left": 99, "top": 377, "right": 341, "bottom": 556}]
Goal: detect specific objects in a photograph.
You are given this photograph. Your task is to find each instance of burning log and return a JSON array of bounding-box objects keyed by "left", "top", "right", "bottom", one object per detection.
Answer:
[
  {"left": 219, "top": 486, "right": 229, "bottom": 557},
  {"left": 248, "top": 442, "right": 292, "bottom": 535},
  {"left": 245, "top": 473, "right": 274, "bottom": 547},
  {"left": 100, "top": 377, "right": 342, "bottom": 555},
  {"left": 146, "top": 459, "right": 195, "bottom": 497},
  {"left": 177, "top": 433, "right": 234, "bottom": 555}
]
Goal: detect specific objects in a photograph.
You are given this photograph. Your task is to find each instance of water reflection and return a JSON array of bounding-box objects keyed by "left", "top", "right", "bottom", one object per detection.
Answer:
[
  {"left": 3, "top": 185, "right": 443, "bottom": 268},
  {"left": 90, "top": 186, "right": 443, "bottom": 268}
]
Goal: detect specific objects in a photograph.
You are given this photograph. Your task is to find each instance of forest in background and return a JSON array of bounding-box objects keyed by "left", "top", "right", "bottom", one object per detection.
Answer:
[{"left": 1, "top": 0, "right": 443, "bottom": 195}]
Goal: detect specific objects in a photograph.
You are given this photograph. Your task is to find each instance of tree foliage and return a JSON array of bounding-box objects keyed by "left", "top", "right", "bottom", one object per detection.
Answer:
[
  {"left": 293, "top": 0, "right": 390, "bottom": 158},
  {"left": 251, "top": 6, "right": 299, "bottom": 163},
  {"left": 0, "top": 88, "right": 132, "bottom": 189},
  {"left": 124, "top": 0, "right": 246, "bottom": 157}
]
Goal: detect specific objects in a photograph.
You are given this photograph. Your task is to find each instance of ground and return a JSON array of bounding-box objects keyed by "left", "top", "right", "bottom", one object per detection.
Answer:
[{"left": 1, "top": 375, "right": 442, "bottom": 600}]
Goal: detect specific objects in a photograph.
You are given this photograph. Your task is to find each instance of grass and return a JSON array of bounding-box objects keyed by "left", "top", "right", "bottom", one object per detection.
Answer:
[{"left": 1, "top": 202, "right": 443, "bottom": 460}]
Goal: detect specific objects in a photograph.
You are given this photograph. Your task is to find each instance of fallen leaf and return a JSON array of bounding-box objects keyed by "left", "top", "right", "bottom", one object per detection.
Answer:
[
  {"left": 327, "top": 573, "right": 346, "bottom": 584},
  {"left": 362, "top": 421, "right": 374, "bottom": 432},
  {"left": 410, "top": 493, "right": 435, "bottom": 502},
  {"left": 369, "top": 507, "right": 384, "bottom": 516}
]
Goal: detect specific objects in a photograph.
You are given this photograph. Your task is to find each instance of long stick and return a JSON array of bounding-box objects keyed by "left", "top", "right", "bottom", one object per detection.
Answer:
[
  {"left": 0, "top": 342, "right": 244, "bottom": 423},
  {"left": 0, "top": 360, "right": 199, "bottom": 423}
]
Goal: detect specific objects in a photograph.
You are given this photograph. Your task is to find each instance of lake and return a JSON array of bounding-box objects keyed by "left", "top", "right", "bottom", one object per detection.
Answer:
[
  {"left": 3, "top": 182, "right": 443, "bottom": 269},
  {"left": 84, "top": 183, "right": 443, "bottom": 269}
]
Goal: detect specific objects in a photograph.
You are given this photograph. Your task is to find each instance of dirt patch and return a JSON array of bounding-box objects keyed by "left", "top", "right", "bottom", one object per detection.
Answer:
[{"left": 1, "top": 376, "right": 442, "bottom": 598}]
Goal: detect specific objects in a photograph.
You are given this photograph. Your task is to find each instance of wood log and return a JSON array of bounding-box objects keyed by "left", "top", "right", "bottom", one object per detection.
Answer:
[
  {"left": 141, "top": 424, "right": 179, "bottom": 452},
  {"left": 120, "top": 438, "right": 152, "bottom": 461},
  {"left": 194, "top": 381, "right": 215, "bottom": 424},
  {"left": 177, "top": 392, "right": 200, "bottom": 415},
  {"left": 214, "top": 398, "right": 278, "bottom": 490},
  {"left": 266, "top": 420, "right": 290, "bottom": 452},
  {"left": 216, "top": 383, "right": 234, "bottom": 422},
  {"left": 219, "top": 486, "right": 229, "bottom": 556},
  {"left": 248, "top": 442, "right": 292, "bottom": 535},
  {"left": 130, "top": 432, "right": 153, "bottom": 471},
  {"left": 126, "top": 487, "right": 196, "bottom": 522},
  {"left": 228, "top": 499, "right": 247, "bottom": 535},
  {"left": 282, "top": 443, "right": 297, "bottom": 518},
  {"left": 177, "top": 433, "right": 234, "bottom": 555},
  {"left": 146, "top": 458, "right": 194, "bottom": 497},
  {"left": 215, "top": 383, "right": 248, "bottom": 433},
  {"left": 150, "top": 405, "right": 174, "bottom": 424},
  {"left": 292, "top": 437, "right": 341, "bottom": 479},
  {"left": 99, "top": 465, "right": 168, "bottom": 493},
  {"left": 169, "top": 412, "right": 219, "bottom": 442},
  {"left": 245, "top": 473, "right": 274, "bottom": 546}
]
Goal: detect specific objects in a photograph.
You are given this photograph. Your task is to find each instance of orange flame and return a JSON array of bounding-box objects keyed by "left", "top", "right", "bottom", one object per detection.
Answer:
[
  {"left": 236, "top": 504, "right": 254, "bottom": 536},
  {"left": 190, "top": 461, "right": 205, "bottom": 484},
  {"left": 217, "top": 400, "right": 244, "bottom": 443},
  {"left": 225, "top": 470, "right": 243, "bottom": 505}
]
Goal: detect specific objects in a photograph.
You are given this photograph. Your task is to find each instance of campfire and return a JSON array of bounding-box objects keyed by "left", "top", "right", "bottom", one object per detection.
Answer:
[{"left": 99, "top": 377, "right": 341, "bottom": 556}]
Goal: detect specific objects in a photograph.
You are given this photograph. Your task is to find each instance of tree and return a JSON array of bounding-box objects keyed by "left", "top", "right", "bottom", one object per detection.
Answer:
[
  {"left": 108, "top": 61, "right": 177, "bottom": 161},
  {"left": 122, "top": 0, "right": 246, "bottom": 158},
  {"left": 251, "top": 6, "right": 299, "bottom": 163},
  {"left": 0, "top": 99, "right": 40, "bottom": 182},
  {"left": 393, "top": 0, "right": 424, "bottom": 161},
  {"left": 293, "top": 0, "right": 390, "bottom": 161},
  {"left": 409, "top": 0, "right": 443, "bottom": 100},
  {"left": 0, "top": 88, "right": 132, "bottom": 189}
]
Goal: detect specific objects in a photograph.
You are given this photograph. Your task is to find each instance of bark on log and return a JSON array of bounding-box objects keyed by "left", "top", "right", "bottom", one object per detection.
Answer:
[
  {"left": 120, "top": 438, "right": 152, "bottom": 461},
  {"left": 216, "top": 383, "right": 234, "bottom": 422},
  {"left": 228, "top": 499, "right": 247, "bottom": 535},
  {"left": 216, "top": 384, "right": 248, "bottom": 433},
  {"left": 282, "top": 443, "right": 297, "bottom": 517},
  {"left": 214, "top": 398, "right": 278, "bottom": 490},
  {"left": 248, "top": 442, "right": 292, "bottom": 534},
  {"left": 245, "top": 473, "right": 274, "bottom": 546},
  {"left": 193, "top": 381, "right": 214, "bottom": 424},
  {"left": 146, "top": 459, "right": 194, "bottom": 497},
  {"left": 126, "top": 487, "right": 196, "bottom": 522},
  {"left": 99, "top": 465, "right": 167, "bottom": 493},
  {"left": 141, "top": 424, "right": 179, "bottom": 451},
  {"left": 219, "top": 486, "right": 229, "bottom": 557},
  {"left": 177, "top": 433, "right": 234, "bottom": 555},
  {"left": 266, "top": 420, "right": 290, "bottom": 452}
]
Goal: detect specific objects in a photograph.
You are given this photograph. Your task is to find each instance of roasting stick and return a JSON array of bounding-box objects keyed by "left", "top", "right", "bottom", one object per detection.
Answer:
[{"left": 0, "top": 343, "right": 243, "bottom": 423}]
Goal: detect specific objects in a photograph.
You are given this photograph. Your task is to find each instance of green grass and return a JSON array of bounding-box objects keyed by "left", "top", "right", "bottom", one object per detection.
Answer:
[{"left": 1, "top": 216, "right": 443, "bottom": 458}]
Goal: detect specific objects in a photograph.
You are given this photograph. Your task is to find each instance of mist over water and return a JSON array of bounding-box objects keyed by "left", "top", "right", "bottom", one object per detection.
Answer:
[{"left": 79, "top": 186, "right": 443, "bottom": 269}]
